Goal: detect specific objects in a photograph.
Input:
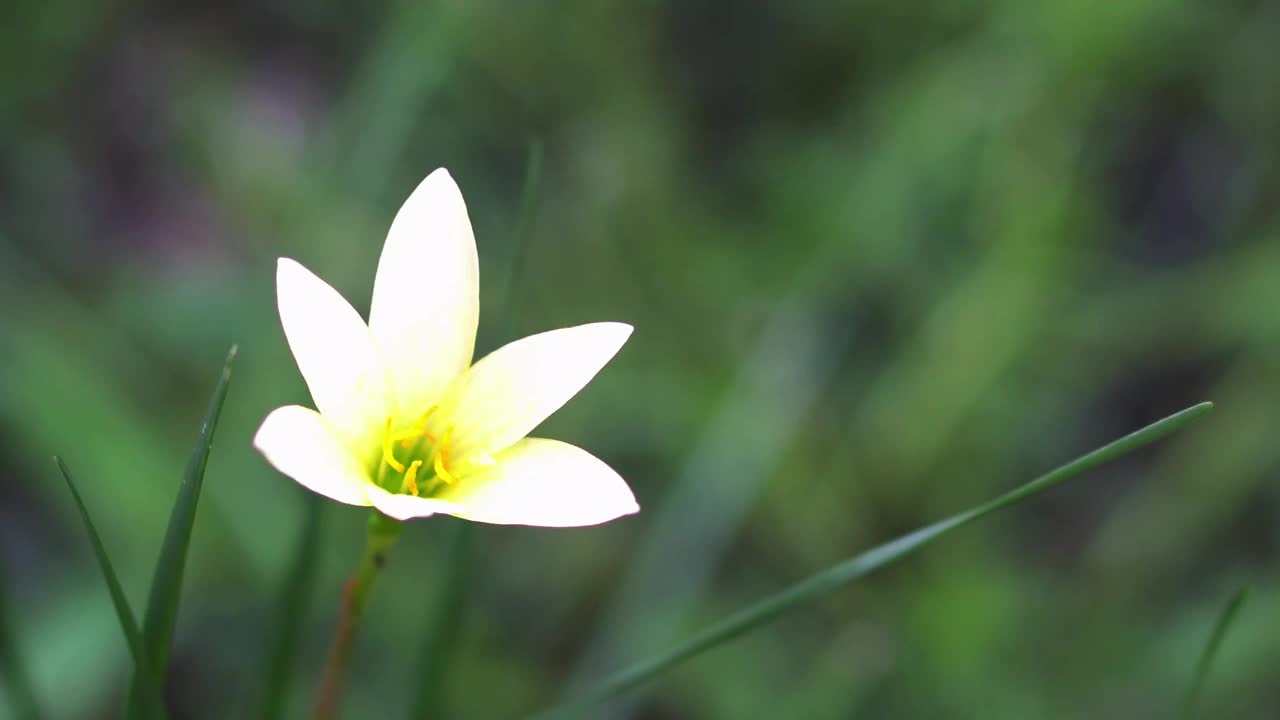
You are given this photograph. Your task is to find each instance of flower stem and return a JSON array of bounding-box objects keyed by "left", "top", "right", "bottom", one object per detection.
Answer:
[{"left": 313, "top": 511, "right": 402, "bottom": 720}]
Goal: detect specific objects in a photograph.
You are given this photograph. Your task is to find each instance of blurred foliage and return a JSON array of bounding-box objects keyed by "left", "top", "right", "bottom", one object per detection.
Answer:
[{"left": 1, "top": 1, "right": 1278, "bottom": 718}]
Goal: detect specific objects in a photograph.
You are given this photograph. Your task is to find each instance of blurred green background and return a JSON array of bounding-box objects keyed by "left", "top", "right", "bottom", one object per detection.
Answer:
[{"left": 2, "top": 1, "right": 1278, "bottom": 718}]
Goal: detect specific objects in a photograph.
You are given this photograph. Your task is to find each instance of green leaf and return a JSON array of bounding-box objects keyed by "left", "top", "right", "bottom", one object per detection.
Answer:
[
  {"left": 535, "top": 401, "right": 1215, "bottom": 718},
  {"left": 54, "top": 457, "right": 169, "bottom": 720},
  {"left": 408, "top": 520, "right": 473, "bottom": 718},
  {"left": 498, "top": 138, "right": 543, "bottom": 342},
  {"left": 1181, "top": 587, "right": 1249, "bottom": 719},
  {"left": 253, "top": 495, "right": 324, "bottom": 720},
  {"left": 0, "top": 553, "right": 41, "bottom": 720},
  {"left": 410, "top": 139, "right": 544, "bottom": 718},
  {"left": 126, "top": 345, "right": 236, "bottom": 717}
]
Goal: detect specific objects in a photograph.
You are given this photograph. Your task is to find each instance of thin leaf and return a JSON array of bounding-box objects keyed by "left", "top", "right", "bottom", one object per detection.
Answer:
[
  {"left": 1181, "top": 587, "right": 1249, "bottom": 719},
  {"left": 409, "top": 520, "right": 473, "bottom": 719},
  {"left": 126, "top": 345, "right": 236, "bottom": 717},
  {"left": 535, "top": 401, "right": 1215, "bottom": 718},
  {"left": 499, "top": 138, "right": 543, "bottom": 342},
  {"left": 411, "top": 139, "right": 544, "bottom": 718},
  {"left": 253, "top": 495, "right": 324, "bottom": 720},
  {"left": 55, "top": 457, "right": 169, "bottom": 720},
  {"left": 0, "top": 553, "right": 41, "bottom": 720}
]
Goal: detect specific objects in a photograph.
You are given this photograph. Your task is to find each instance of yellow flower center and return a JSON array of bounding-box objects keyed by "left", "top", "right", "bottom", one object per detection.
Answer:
[{"left": 377, "top": 406, "right": 494, "bottom": 497}]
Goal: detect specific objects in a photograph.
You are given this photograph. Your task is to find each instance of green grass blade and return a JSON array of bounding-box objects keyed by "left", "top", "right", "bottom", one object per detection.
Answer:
[
  {"left": 408, "top": 520, "right": 473, "bottom": 718},
  {"left": 1180, "top": 587, "right": 1249, "bottom": 719},
  {"left": 54, "top": 457, "right": 169, "bottom": 720},
  {"left": 0, "top": 553, "right": 41, "bottom": 720},
  {"left": 253, "top": 495, "right": 323, "bottom": 720},
  {"left": 126, "top": 345, "right": 236, "bottom": 717},
  {"left": 534, "top": 401, "right": 1215, "bottom": 718},
  {"left": 410, "top": 139, "right": 544, "bottom": 718},
  {"left": 499, "top": 138, "right": 543, "bottom": 342}
]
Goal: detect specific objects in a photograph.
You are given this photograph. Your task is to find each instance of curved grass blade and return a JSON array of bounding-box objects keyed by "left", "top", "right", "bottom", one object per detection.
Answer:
[
  {"left": 54, "top": 457, "right": 169, "bottom": 720},
  {"left": 253, "top": 495, "right": 323, "bottom": 720},
  {"left": 534, "top": 402, "right": 1215, "bottom": 718},
  {"left": 0, "top": 553, "right": 41, "bottom": 720},
  {"left": 1180, "top": 587, "right": 1249, "bottom": 719},
  {"left": 408, "top": 520, "right": 473, "bottom": 719},
  {"left": 499, "top": 138, "right": 543, "bottom": 339},
  {"left": 126, "top": 345, "right": 237, "bottom": 717},
  {"left": 411, "top": 139, "right": 544, "bottom": 718}
]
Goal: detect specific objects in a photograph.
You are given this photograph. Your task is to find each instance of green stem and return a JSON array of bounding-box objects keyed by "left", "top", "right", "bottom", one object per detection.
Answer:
[{"left": 312, "top": 512, "right": 403, "bottom": 720}]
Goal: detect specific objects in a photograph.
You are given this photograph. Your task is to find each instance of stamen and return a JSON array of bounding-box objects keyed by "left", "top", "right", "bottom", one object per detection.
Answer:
[
  {"left": 432, "top": 425, "right": 458, "bottom": 484},
  {"left": 434, "top": 453, "right": 458, "bottom": 485},
  {"left": 400, "top": 460, "right": 423, "bottom": 496},
  {"left": 381, "top": 417, "right": 405, "bottom": 473}
]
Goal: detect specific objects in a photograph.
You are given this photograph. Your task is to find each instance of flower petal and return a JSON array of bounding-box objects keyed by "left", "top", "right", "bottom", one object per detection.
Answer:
[
  {"left": 436, "top": 322, "right": 633, "bottom": 460},
  {"left": 277, "top": 258, "right": 390, "bottom": 461},
  {"left": 365, "top": 484, "right": 461, "bottom": 521},
  {"left": 254, "top": 405, "right": 373, "bottom": 506},
  {"left": 368, "top": 168, "right": 480, "bottom": 421},
  {"left": 434, "top": 438, "right": 638, "bottom": 527}
]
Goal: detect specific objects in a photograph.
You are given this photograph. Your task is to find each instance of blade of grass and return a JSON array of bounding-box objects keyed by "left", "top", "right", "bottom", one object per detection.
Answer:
[
  {"left": 326, "top": 2, "right": 467, "bottom": 199},
  {"left": 0, "top": 553, "right": 41, "bottom": 720},
  {"left": 252, "top": 495, "right": 323, "bottom": 720},
  {"left": 534, "top": 401, "right": 1215, "bottom": 718},
  {"left": 408, "top": 520, "right": 473, "bottom": 719},
  {"left": 565, "top": 302, "right": 841, "bottom": 703},
  {"left": 125, "top": 345, "right": 237, "bottom": 717},
  {"left": 1180, "top": 587, "right": 1249, "bottom": 719},
  {"left": 500, "top": 138, "right": 543, "bottom": 341},
  {"left": 409, "top": 138, "right": 544, "bottom": 718},
  {"left": 55, "top": 457, "right": 169, "bottom": 720}
]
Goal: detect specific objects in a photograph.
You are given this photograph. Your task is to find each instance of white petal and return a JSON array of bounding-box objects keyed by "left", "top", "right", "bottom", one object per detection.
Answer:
[
  {"left": 254, "top": 405, "right": 373, "bottom": 506},
  {"left": 435, "top": 322, "right": 633, "bottom": 460},
  {"left": 277, "top": 258, "right": 390, "bottom": 461},
  {"left": 368, "top": 168, "right": 480, "bottom": 421},
  {"left": 434, "top": 438, "right": 639, "bottom": 527},
  {"left": 365, "top": 484, "right": 460, "bottom": 521}
]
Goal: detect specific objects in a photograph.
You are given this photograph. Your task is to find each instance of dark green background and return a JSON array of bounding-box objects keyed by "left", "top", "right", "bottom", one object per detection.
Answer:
[{"left": 1, "top": 1, "right": 1277, "bottom": 717}]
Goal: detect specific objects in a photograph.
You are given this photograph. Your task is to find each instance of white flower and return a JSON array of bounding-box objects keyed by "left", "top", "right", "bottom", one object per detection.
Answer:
[{"left": 254, "top": 169, "right": 638, "bottom": 527}]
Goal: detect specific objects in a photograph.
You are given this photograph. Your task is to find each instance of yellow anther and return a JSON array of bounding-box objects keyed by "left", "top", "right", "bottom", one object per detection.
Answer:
[
  {"left": 381, "top": 417, "right": 405, "bottom": 473},
  {"left": 431, "top": 425, "right": 458, "bottom": 484},
  {"left": 400, "top": 460, "right": 423, "bottom": 496},
  {"left": 434, "top": 453, "right": 458, "bottom": 485}
]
